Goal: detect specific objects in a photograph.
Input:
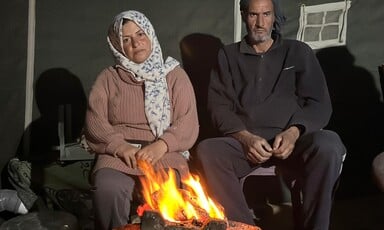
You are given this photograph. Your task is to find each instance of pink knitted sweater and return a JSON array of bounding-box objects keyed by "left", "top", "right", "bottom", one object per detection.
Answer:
[{"left": 85, "top": 65, "right": 199, "bottom": 177}]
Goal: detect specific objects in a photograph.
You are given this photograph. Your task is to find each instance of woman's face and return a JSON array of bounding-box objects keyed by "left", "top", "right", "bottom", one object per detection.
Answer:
[{"left": 122, "top": 20, "right": 152, "bottom": 64}]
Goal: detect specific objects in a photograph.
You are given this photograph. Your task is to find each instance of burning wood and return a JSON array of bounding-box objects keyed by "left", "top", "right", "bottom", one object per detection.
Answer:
[
  {"left": 141, "top": 210, "right": 226, "bottom": 230},
  {"left": 114, "top": 161, "right": 262, "bottom": 230},
  {"left": 117, "top": 210, "right": 261, "bottom": 230},
  {"left": 137, "top": 189, "right": 213, "bottom": 222},
  {"left": 137, "top": 160, "right": 225, "bottom": 222}
]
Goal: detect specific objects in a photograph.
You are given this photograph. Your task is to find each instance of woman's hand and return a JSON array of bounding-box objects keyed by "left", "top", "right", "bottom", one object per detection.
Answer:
[
  {"left": 115, "top": 143, "right": 141, "bottom": 168},
  {"left": 135, "top": 139, "right": 168, "bottom": 165}
]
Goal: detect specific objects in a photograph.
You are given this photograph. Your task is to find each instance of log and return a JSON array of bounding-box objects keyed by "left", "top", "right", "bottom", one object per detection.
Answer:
[
  {"left": 119, "top": 210, "right": 262, "bottom": 230},
  {"left": 141, "top": 210, "right": 165, "bottom": 230}
]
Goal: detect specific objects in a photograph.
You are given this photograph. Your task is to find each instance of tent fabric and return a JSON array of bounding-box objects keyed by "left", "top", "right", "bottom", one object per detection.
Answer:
[{"left": 0, "top": 0, "right": 383, "bottom": 199}]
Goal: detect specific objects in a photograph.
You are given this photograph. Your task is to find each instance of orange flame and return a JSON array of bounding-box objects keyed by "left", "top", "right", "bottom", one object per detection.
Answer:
[{"left": 138, "top": 160, "right": 225, "bottom": 222}]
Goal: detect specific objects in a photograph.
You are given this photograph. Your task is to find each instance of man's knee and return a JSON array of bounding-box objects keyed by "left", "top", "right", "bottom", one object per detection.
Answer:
[
  {"left": 310, "top": 130, "right": 346, "bottom": 165},
  {"left": 196, "top": 138, "right": 222, "bottom": 160}
]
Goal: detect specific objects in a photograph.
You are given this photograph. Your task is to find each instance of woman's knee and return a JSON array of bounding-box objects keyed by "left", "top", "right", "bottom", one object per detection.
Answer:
[{"left": 93, "top": 168, "right": 135, "bottom": 199}]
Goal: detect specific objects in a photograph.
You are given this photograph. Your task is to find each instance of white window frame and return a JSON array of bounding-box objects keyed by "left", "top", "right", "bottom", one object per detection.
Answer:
[
  {"left": 234, "top": 0, "right": 242, "bottom": 42},
  {"left": 297, "top": 1, "right": 351, "bottom": 50}
]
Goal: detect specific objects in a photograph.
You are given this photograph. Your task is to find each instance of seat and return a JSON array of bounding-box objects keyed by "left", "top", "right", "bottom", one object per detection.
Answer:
[
  {"left": 240, "top": 166, "right": 277, "bottom": 189},
  {"left": 240, "top": 166, "right": 291, "bottom": 206},
  {"left": 240, "top": 151, "right": 346, "bottom": 224},
  {"left": 52, "top": 104, "right": 94, "bottom": 162}
]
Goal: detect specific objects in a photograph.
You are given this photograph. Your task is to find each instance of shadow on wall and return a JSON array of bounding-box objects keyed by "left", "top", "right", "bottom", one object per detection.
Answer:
[
  {"left": 179, "top": 33, "right": 224, "bottom": 143},
  {"left": 179, "top": 33, "right": 223, "bottom": 177},
  {"left": 9, "top": 68, "right": 87, "bottom": 196},
  {"left": 316, "top": 46, "right": 384, "bottom": 199}
]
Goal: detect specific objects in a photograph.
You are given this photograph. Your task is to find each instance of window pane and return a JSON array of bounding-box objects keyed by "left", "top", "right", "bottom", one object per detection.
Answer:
[
  {"left": 304, "top": 26, "right": 321, "bottom": 41},
  {"left": 322, "top": 25, "right": 339, "bottom": 40},
  {"left": 325, "top": 10, "right": 342, "bottom": 23},
  {"left": 307, "top": 12, "right": 324, "bottom": 25}
]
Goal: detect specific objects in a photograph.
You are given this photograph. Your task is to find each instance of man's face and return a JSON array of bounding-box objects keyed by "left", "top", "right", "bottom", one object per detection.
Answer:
[{"left": 242, "top": 0, "right": 275, "bottom": 44}]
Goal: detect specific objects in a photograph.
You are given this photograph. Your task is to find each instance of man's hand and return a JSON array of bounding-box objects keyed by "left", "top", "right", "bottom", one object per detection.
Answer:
[
  {"left": 271, "top": 126, "right": 300, "bottom": 159},
  {"left": 231, "top": 130, "right": 273, "bottom": 164},
  {"left": 135, "top": 139, "right": 168, "bottom": 165}
]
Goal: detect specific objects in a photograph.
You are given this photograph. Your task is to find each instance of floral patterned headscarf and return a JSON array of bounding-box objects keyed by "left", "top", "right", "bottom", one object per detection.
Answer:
[{"left": 107, "top": 10, "right": 179, "bottom": 138}]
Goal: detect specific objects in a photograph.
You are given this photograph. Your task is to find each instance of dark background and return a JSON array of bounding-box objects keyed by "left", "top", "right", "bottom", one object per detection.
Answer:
[{"left": 0, "top": 0, "right": 383, "bottom": 208}]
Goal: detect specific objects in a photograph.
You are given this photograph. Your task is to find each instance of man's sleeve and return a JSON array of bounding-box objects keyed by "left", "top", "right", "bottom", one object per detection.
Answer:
[
  {"left": 287, "top": 42, "right": 332, "bottom": 134},
  {"left": 207, "top": 49, "right": 246, "bottom": 135}
]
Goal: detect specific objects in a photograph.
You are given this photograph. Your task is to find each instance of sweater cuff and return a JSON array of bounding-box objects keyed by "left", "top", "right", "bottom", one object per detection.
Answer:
[
  {"left": 105, "top": 139, "right": 128, "bottom": 156},
  {"left": 159, "top": 132, "right": 178, "bottom": 153}
]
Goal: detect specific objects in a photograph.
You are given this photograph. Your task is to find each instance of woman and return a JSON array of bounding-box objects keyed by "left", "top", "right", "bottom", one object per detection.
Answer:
[{"left": 84, "top": 10, "right": 199, "bottom": 229}]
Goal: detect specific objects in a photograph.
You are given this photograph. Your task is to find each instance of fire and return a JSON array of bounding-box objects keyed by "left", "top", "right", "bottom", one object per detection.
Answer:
[{"left": 137, "top": 160, "right": 225, "bottom": 222}]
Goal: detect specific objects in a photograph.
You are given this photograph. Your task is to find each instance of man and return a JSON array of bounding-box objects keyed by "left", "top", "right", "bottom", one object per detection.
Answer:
[{"left": 195, "top": 0, "right": 346, "bottom": 229}]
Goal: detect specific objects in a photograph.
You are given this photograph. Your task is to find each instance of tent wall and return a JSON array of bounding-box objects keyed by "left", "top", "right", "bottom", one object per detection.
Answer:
[
  {"left": 281, "top": 0, "right": 384, "bottom": 197},
  {"left": 0, "top": 0, "right": 29, "bottom": 185},
  {"left": 281, "top": 0, "right": 384, "bottom": 96},
  {"left": 0, "top": 0, "right": 383, "bottom": 197},
  {"left": 0, "top": 0, "right": 234, "bottom": 187},
  {"left": 33, "top": 0, "right": 234, "bottom": 97}
]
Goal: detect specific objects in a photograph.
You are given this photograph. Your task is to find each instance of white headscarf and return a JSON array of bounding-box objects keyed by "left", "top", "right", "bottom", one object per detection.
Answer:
[{"left": 107, "top": 10, "right": 179, "bottom": 138}]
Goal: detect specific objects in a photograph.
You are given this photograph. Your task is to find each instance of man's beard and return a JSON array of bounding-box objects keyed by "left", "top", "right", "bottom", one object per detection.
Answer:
[{"left": 248, "top": 28, "right": 272, "bottom": 44}]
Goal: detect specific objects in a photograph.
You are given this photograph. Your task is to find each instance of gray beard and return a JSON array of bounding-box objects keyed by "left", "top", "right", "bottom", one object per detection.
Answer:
[
  {"left": 248, "top": 30, "right": 272, "bottom": 44},
  {"left": 247, "top": 26, "right": 272, "bottom": 44}
]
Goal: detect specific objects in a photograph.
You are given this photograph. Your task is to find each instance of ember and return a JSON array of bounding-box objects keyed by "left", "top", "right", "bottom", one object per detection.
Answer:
[{"left": 118, "top": 210, "right": 261, "bottom": 230}]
